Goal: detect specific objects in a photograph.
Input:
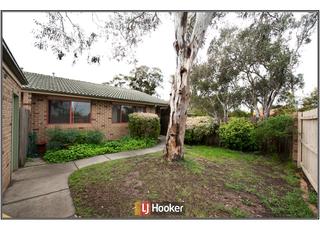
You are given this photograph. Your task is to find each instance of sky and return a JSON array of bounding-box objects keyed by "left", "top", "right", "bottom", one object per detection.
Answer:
[{"left": 2, "top": 12, "right": 318, "bottom": 102}]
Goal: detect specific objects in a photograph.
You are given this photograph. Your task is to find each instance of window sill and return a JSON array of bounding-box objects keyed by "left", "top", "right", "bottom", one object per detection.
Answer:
[{"left": 46, "top": 123, "right": 93, "bottom": 128}]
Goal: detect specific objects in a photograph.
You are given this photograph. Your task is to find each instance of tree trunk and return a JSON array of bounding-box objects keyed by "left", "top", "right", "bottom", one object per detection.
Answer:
[
  {"left": 254, "top": 104, "right": 260, "bottom": 121},
  {"left": 263, "top": 107, "right": 270, "bottom": 119},
  {"left": 164, "top": 12, "right": 212, "bottom": 161},
  {"left": 223, "top": 107, "right": 228, "bottom": 123},
  {"left": 263, "top": 91, "right": 277, "bottom": 119},
  {"left": 216, "top": 94, "right": 228, "bottom": 123}
]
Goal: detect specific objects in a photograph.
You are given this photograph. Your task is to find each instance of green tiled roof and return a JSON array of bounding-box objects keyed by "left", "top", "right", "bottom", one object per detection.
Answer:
[{"left": 22, "top": 71, "right": 168, "bottom": 106}]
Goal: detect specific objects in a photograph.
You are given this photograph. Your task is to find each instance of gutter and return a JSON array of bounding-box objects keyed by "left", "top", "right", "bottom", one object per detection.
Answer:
[
  {"left": 2, "top": 40, "right": 28, "bottom": 85},
  {"left": 22, "top": 88, "right": 169, "bottom": 107}
]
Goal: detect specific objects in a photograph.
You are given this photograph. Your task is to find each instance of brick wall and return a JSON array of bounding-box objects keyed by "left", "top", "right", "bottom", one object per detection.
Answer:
[
  {"left": 30, "top": 93, "right": 157, "bottom": 143},
  {"left": 1, "top": 69, "right": 22, "bottom": 192}
]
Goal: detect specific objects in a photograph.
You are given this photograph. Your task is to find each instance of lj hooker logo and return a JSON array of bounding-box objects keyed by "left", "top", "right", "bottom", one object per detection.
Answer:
[{"left": 134, "top": 201, "right": 184, "bottom": 216}]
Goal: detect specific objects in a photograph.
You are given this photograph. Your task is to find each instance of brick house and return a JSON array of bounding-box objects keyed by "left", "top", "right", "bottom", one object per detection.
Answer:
[
  {"left": 1, "top": 41, "right": 28, "bottom": 192},
  {"left": 1, "top": 43, "right": 167, "bottom": 192},
  {"left": 22, "top": 71, "right": 168, "bottom": 145}
]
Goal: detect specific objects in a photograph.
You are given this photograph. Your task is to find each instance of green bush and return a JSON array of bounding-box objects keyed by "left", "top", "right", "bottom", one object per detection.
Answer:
[
  {"left": 184, "top": 116, "right": 218, "bottom": 145},
  {"left": 219, "top": 118, "right": 256, "bottom": 151},
  {"left": 47, "top": 128, "right": 104, "bottom": 150},
  {"left": 254, "top": 115, "right": 294, "bottom": 157},
  {"left": 44, "top": 137, "right": 157, "bottom": 163},
  {"left": 128, "top": 113, "right": 160, "bottom": 139}
]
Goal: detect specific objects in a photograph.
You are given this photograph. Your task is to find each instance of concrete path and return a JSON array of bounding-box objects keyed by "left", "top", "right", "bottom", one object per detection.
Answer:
[{"left": 2, "top": 137, "right": 165, "bottom": 218}]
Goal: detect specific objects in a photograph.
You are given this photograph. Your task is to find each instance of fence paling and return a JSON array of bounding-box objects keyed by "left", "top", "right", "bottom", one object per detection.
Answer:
[{"left": 297, "top": 108, "right": 318, "bottom": 192}]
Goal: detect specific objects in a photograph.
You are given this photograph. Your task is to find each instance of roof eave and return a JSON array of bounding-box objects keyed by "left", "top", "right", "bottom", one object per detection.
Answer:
[
  {"left": 2, "top": 41, "right": 28, "bottom": 85},
  {"left": 22, "top": 87, "right": 169, "bottom": 106}
]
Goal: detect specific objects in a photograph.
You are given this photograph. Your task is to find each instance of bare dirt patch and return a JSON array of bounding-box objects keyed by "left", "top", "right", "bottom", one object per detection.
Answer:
[{"left": 69, "top": 147, "right": 315, "bottom": 218}]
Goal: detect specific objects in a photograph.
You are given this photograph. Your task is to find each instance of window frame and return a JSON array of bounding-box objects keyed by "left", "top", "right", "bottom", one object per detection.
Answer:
[
  {"left": 48, "top": 98, "right": 91, "bottom": 124},
  {"left": 112, "top": 104, "right": 146, "bottom": 123}
]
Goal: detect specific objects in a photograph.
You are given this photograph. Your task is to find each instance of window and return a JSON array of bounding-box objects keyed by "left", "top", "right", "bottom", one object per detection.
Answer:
[
  {"left": 135, "top": 106, "right": 146, "bottom": 113},
  {"left": 49, "top": 100, "right": 71, "bottom": 124},
  {"left": 112, "top": 105, "right": 121, "bottom": 123},
  {"left": 49, "top": 99, "right": 91, "bottom": 124},
  {"left": 112, "top": 105, "right": 146, "bottom": 123},
  {"left": 72, "top": 101, "right": 91, "bottom": 123}
]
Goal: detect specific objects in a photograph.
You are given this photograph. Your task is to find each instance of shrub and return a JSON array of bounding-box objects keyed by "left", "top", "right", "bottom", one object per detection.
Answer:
[
  {"left": 229, "top": 109, "right": 251, "bottom": 118},
  {"left": 44, "top": 137, "right": 157, "bottom": 163},
  {"left": 128, "top": 113, "right": 160, "bottom": 139},
  {"left": 219, "top": 118, "right": 256, "bottom": 151},
  {"left": 184, "top": 116, "right": 218, "bottom": 145},
  {"left": 85, "top": 130, "right": 105, "bottom": 144},
  {"left": 47, "top": 128, "right": 104, "bottom": 150},
  {"left": 253, "top": 115, "right": 294, "bottom": 158},
  {"left": 27, "top": 132, "right": 38, "bottom": 158}
]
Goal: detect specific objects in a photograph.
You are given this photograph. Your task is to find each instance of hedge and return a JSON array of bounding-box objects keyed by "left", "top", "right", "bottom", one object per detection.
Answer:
[
  {"left": 128, "top": 113, "right": 160, "bottom": 139},
  {"left": 184, "top": 116, "right": 218, "bottom": 145},
  {"left": 253, "top": 115, "right": 294, "bottom": 158}
]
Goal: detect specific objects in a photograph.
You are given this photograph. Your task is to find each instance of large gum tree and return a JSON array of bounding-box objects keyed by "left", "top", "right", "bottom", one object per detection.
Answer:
[{"left": 32, "top": 11, "right": 221, "bottom": 161}]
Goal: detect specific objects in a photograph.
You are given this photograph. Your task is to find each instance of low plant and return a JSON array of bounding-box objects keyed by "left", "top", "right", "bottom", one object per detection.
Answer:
[
  {"left": 218, "top": 118, "right": 256, "bottom": 151},
  {"left": 128, "top": 113, "right": 160, "bottom": 139},
  {"left": 47, "top": 128, "right": 104, "bottom": 150},
  {"left": 44, "top": 137, "right": 157, "bottom": 163},
  {"left": 27, "top": 131, "right": 38, "bottom": 158}
]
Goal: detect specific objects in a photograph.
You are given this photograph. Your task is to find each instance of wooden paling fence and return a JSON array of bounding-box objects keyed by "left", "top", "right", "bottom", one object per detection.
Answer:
[
  {"left": 19, "top": 107, "right": 30, "bottom": 167},
  {"left": 297, "top": 108, "right": 318, "bottom": 192}
]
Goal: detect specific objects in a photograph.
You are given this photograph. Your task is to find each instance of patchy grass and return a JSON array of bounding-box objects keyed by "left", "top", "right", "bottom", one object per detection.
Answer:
[
  {"left": 68, "top": 145, "right": 315, "bottom": 218},
  {"left": 308, "top": 190, "right": 318, "bottom": 206}
]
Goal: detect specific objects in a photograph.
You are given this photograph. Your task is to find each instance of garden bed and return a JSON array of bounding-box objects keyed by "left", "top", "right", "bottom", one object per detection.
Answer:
[
  {"left": 68, "top": 145, "right": 317, "bottom": 218},
  {"left": 44, "top": 137, "right": 157, "bottom": 163}
]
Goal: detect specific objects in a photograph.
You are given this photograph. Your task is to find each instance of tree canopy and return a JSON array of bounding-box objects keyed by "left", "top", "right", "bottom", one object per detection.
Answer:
[
  {"left": 190, "top": 12, "right": 317, "bottom": 121},
  {"left": 104, "top": 65, "right": 163, "bottom": 96},
  {"left": 191, "top": 27, "right": 243, "bottom": 122},
  {"left": 300, "top": 88, "right": 318, "bottom": 112}
]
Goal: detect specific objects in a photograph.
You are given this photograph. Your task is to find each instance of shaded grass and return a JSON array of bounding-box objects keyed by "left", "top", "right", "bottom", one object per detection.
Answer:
[{"left": 68, "top": 145, "right": 315, "bottom": 218}]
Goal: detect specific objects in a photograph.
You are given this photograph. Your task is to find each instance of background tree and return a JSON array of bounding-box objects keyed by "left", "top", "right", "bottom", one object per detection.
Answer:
[
  {"left": 189, "top": 13, "right": 316, "bottom": 122},
  {"left": 190, "top": 64, "right": 223, "bottom": 120},
  {"left": 33, "top": 11, "right": 223, "bottom": 161},
  {"left": 300, "top": 88, "right": 318, "bottom": 112},
  {"left": 190, "top": 51, "right": 242, "bottom": 123},
  {"left": 236, "top": 12, "right": 316, "bottom": 119},
  {"left": 104, "top": 65, "right": 163, "bottom": 96},
  {"left": 128, "top": 66, "right": 163, "bottom": 95},
  {"left": 103, "top": 74, "right": 128, "bottom": 88},
  {"left": 206, "top": 27, "right": 243, "bottom": 122}
]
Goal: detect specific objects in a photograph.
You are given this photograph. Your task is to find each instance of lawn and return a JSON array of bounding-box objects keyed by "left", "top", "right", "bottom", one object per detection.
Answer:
[{"left": 68, "top": 145, "right": 317, "bottom": 218}]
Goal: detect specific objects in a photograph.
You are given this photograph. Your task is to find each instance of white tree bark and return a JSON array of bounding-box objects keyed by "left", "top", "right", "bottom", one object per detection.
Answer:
[
  {"left": 216, "top": 94, "right": 229, "bottom": 122},
  {"left": 164, "top": 12, "right": 213, "bottom": 161},
  {"left": 263, "top": 90, "right": 277, "bottom": 118}
]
